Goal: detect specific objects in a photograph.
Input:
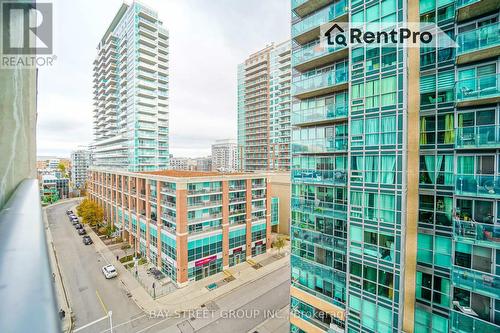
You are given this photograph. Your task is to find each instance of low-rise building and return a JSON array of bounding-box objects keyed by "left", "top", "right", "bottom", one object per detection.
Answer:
[{"left": 88, "top": 169, "right": 280, "bottom": 286}]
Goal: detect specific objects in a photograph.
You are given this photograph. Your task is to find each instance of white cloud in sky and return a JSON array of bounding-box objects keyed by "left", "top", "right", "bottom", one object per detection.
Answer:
[{"left": 37, "top": 0, "right": 290, "bottom": 158}]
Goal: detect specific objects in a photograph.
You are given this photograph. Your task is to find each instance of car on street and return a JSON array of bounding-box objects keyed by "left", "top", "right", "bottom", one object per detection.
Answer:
[
  {"left": 78, "top": 228, "right": 86, "bottom": 235},
  {"left": 66, "top": 210, "right": 73, "bottom": 215},
  {"left": 102, "top": 264, "right": 118, "bottom": 279},
  {"left": 74, "top": 223, "right": 83, "bottom": 230},
  {"left": 82, "top": 235, "right": 93, "bottom": 245}
]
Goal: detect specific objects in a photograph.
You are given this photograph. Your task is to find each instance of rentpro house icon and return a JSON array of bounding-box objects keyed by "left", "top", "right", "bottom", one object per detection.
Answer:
[
  {"left": 324, "top": 23, "right": 345, "bottom": 46},
  {"left": 1, "top": 1, "right": 53, "bottom": 54}
]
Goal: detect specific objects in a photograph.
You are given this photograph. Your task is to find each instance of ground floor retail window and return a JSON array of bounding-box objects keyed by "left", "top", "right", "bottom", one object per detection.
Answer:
[{"left": 188, "top": 258, "right": 222, "bottom": 281}]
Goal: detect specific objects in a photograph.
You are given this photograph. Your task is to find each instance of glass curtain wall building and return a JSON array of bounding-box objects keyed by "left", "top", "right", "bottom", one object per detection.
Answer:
[
  {"left": 416, "top": 0, "right": 500, "bottom": 332},
  {"left": 290, "top": 0, "right": 420, "bottom": 332},
  {"left": 92, "top": 2, "right": 169, "bottom": 171},
  {"left": 290, "top": 0, "right": 500, "bottom": 332}
]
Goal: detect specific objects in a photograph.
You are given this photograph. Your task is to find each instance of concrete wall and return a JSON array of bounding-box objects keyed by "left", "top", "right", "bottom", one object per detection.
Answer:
[
  {"left": 267, "top": 172, "right": 291, "bottom": 235},
  {"left": 0, "top": 45, "right": 38, "bottom": 209}
]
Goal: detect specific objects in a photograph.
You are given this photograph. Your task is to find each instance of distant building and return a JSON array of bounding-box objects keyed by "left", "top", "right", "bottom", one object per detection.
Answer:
[
  {"left": 212, "top": 139, "right": 237, "bottom": 172},
  {"left": 237, "top": 41, "right": 291, "bottom": 171},
  {"left": 40, "top": 175, "right": 69, "bottom": 203},
  {"left": 194, "top": 156, "right": 212, "bottom": 172},
  {"left": 71, "top": 149, "right": 91, "bottom": 189}
]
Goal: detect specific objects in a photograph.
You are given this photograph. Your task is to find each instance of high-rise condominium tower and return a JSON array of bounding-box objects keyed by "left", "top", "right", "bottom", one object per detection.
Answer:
[
  {"left": 290, "top": 0, "right": 500, "bottom": 332},
  {"left": 70, "top": 148, "right": 91, "bottom": 189},
  {"left": 237, "top": 41, "right": 291, "bottom": 171},
  {"left": 212, "top": 139, "right": 238, "bottom": 172},
  {"left": 92, "top": 1, "right": 169, "bottom": 171}
]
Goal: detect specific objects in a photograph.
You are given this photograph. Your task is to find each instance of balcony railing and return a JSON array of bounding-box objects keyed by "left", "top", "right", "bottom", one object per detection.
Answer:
[
  {"left": 456, "top": 73, "right": 500, "bottom": 105},
  {"left": 292, "top": 169, "right": 347, "bottom": 185},
  {"left": 292, "top": 0, "right": 347, "bottom": 38},
  {"left": 456, "top": 125, "right": 500, "bottom": 148},
  {"left": 292, "top": 104, "right": 347, "bottom": 126},
  {"left": 188, "top": 200, "right": 222, "bottom": 209},
  {"left": 451, "top": 309, "right": 499, "bottom": 333},
  {"left": 188, "top": 213, "right": 223, "bottom": 223},
  {"left": 457, "top": 23, "right": 500, "bottom": 56},
  {"left": 452, "top": 265, "right": 500, "bottom": 299},
  {"left": 455, "top": 174, "right": 500, "bottom": 198},
  {"left": 292, "top": 68, "right": 348, "bottom": 97},
  {"left": 292, "top": 137, "right": 348, "bottom": 154},
  {"left": 0, "top": 179, "right": 59, "bottom": 332},
  {"left": 187, "top": 187, "right": 222, "bottom": 195},
  {"left": 292, "top": 42, "right": 346, "bottom": 67},
  {"left": 453, "top": 218, "right": 500, "bottom": 249}
]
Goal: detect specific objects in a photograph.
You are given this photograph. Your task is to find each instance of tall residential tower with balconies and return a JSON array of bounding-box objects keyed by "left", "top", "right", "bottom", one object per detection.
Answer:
[
  {"left": 92, "top": 1, "right": 169, "bottom": 171},
  {"left": 238, "top": 42, "right": 292, "bottom": 171},
  {"left": 289, "top": 0, "right": 500, "bottom": 332}
]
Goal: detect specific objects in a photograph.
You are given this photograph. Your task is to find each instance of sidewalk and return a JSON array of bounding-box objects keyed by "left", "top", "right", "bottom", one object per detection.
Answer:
[{"left": 86, "top": 223, "right": 290, "bottom": 315}]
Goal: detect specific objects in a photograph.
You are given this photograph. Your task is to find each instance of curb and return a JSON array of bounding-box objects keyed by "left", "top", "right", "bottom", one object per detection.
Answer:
[{"left": 43, "top": 204, "right": 74, "bottom": 333}]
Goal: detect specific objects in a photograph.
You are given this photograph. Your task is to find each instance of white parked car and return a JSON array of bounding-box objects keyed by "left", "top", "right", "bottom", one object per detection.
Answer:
[{"left": 101, "top": 264, "right": 118, "bottom": 279}]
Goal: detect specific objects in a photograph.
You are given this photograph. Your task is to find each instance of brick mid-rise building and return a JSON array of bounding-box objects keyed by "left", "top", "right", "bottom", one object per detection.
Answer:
[{"left": 88, "top": 169, "right": 279, "bottom": 286}]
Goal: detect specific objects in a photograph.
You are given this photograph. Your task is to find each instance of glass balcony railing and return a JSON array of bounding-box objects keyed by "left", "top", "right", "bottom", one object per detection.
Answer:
[
  {"left": 292, "top": 68, "right": 348, "bottom": 96},
  {"left": 291, "top": 197, "right": 347, "bottom": 220},
  {"left": 292, "top": 169, "right": 347, "bottom": 185},
  {"left": 452, "top": 266, "right": 500, "bottom": 299},
  {"left": 457, "top": 23, "right": 500, "bottom": 56},
  {"left": 453, "top": 218, "right": 500, "bottom": 249},
  {"left": 291, "top": 0, "right": 308, "bottom": 10},
  {"left": 455, "top": 0, "right": 481, "bottom": 9},
  {"left": 456, "top": 73, "right": 500, "bottom": 103},
  {"left": 292, "top": 0, "right": 347, "bottom": 38},
  {"left": 292, "top": 104, "right": 347, "bottom": 125},
  {"left": 292, "top": 137, "right": 348, "bottom": 154},
  {"left": 451, "top": 310, "right": 499, "bottom": 333},
  {"left": 455, "top": 174, "right": 500, "bottom": 198},
  {"left": 293, "top": 42, "right": 346, "bottom": 67},
  {"left": 456, "top": 125, "right": 500, "bottom": 148}
]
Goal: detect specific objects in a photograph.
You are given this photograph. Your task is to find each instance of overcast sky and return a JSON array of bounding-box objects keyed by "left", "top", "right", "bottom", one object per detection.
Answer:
[{"left": 37, "top": 0, "right": 290, "bottom": 158}]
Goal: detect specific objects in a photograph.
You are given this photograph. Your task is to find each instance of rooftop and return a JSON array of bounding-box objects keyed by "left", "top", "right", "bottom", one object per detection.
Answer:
[{"left": 140, "top": 170, "right": 245, "bottom": 178}]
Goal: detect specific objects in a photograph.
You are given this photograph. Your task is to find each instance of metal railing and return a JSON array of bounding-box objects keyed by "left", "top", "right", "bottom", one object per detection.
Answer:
[{"left": 0, "top": 179, "right": 59, "bottom": 332}]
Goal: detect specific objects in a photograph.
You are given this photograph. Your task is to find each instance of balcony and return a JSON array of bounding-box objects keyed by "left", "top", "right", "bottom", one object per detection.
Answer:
[
  {"left": 456, "top": 23, "right": 500, "bottom": 64},
  {"left": 293, "top": 42, "right": 348, "bottom": 72},
  {"left": 455, "top": 73, "right": 500, "bottom": 107},
  {"left": 292, "top": 104, "right": 347, "bottom": 126},
  {"left": 292, "top": 68, "right": 348, "bottom": 99},
  {"left": 455, "top": 125, "right": 500, "bottom": 149},
  {"left": 292, "top": 0, "right": 337, "bottom": 17},
  {"left": 292, "top": 137, "right": 348, "bottom": 154},
  {"left": 292, "top": 0, "right": 348, "bottom": 44},
  {"left": 455, "top": 174, "right": 500, "bottom": 198},
  {"left": 452, "top": 266, "right": 500, "bottom": 299},
  {"left": 292, "top": 169, "right": 346, "bottom": 185},
  {"left": 456, "top": 0, "right": 500, "bottom": 22},
  {"left": 187, "top": 187, "right": 222, "bottom": 195},
  {"left": 453, "top": 218, "right": 500, "bottom": 249},
  {"left": 0, "top": 179, "right": 59, "bottom": 332},
  {"left": 451, "top": 310, "right": 499, "bottom": 333}
]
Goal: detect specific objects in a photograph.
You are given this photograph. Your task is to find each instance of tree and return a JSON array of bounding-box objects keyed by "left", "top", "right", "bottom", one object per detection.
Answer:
[
  {"left": 273, "top": 236, "right": 286, "bottom": 256},
  {"left": 77, "top": 198, "right": 104, "bottom": 227}
]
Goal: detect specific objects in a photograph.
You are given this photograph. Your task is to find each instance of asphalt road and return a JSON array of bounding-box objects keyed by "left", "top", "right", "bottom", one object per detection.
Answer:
[{"left": 47, "top": 201, "right": 290, "bottom": 333}]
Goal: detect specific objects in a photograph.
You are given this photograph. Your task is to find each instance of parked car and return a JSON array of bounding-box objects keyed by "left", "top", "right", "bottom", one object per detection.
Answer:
[
  {"left": 78, "top": 228, "right": 86, "bottom": 235},
  {"left": 82, "top": 235, "right": 93, "bottom": 245},
  {"left": 66, "top": 210, "right": 73, "bottom": 215},
  {"left": 102, "top": 264, "right": 118, "bottom": 279},
  {"left": 74, "top": 223, "right": 83, "bottom": 230},
  {"left": 72, "top": 219, "right": 79, "bottom": 225}
]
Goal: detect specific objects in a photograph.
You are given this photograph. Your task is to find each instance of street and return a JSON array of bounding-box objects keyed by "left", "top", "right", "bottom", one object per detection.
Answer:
[{"left": 47, "top": 201, "right": 290, "bottom": 333}]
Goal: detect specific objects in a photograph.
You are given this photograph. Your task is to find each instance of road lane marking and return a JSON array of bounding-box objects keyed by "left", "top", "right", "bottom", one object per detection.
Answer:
[
  {"left": 95, "top": 290, "right": 108, "bottom": 315},
  {"left": 98, "top": 314, "right": 147, "bottom": 333}
]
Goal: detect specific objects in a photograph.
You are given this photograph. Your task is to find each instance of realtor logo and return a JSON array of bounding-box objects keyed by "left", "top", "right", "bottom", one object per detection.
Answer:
[{"left": 1, "top": 1, "right": 53, "bottom": 55}]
